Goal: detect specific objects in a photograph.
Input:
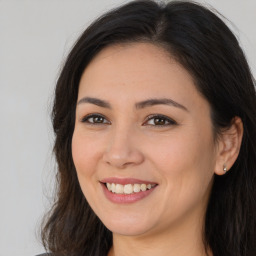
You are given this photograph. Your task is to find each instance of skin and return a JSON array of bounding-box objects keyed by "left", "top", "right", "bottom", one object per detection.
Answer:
[{"left": 72, "top": 42, "right": 243, "bottom": 256}]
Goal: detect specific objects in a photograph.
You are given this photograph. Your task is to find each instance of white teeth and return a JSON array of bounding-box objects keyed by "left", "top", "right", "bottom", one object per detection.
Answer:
[
  {"left": 124, "top": 184, "right": 133, "bottom": 194},
  {"left": 107, "top": 183, "right": 111, "bottom": 190},
  {"left": 141, "top": 184, "right": 147, "bottom": 191},
  {"left": 105, "top": 182, "right": 156, "bottom": 194},
  {"left": 115, "top": 184, "right": 124, "bottom": 194},
  {"left": 146, "top": 184, "right": 152, "bottom": 189},
  {"left": 133, "top": 184, "right": 141, "bottom": 193},
  {"left": 111, "top": 183, "right": 116, "bottom": 193}
]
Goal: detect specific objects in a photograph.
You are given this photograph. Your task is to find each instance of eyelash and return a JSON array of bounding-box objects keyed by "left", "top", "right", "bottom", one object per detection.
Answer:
[
  {"left": 143, "top": 114, "right": 177, "bottom": 127},
  {"left": 81, "top": 114, "right": 110, "bottom": 125},
  {"left": 81, "top": 114, "right": 177, "bottom": 127}
]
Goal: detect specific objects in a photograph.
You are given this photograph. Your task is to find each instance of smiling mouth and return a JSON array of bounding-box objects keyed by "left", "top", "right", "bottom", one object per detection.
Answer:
[{"left": 104, "top": 183, "right": 157, "bottom": 194}]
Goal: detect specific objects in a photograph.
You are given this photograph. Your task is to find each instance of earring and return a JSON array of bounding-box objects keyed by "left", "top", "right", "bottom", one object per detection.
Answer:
[{"left": 223, "top": 164, "right": 227, "bottom": 173}]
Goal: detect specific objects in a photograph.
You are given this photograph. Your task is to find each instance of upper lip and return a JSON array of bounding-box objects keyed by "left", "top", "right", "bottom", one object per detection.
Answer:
[{"left": 100, "top": 177, "right": 158, "bottom": 185}]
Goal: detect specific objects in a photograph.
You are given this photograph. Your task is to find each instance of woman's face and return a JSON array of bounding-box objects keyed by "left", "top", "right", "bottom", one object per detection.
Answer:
[{"left": 72, "top": 42, "right": 220, "bottom": 236}]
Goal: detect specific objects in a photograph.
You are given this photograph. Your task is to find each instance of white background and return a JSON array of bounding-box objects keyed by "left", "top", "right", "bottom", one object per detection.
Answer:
[{"left": 0, "top": 1, "right": 255, "bottom": 255}]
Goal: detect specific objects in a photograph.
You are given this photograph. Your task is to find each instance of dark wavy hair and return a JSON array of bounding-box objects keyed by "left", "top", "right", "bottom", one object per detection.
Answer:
[{"left": 41, "top": 1, "right": 256, "bottom": 255}]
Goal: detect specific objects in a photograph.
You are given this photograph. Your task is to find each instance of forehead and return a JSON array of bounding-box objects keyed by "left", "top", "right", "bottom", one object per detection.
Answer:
[
  {"left": 78, "top": 42, "right": 206, "bottom": 111},
  {"left": 89, "top": 42, "right": 171, "bottom": 65},
  {"left": 79, "top": 43, "right": 193, "bottom": 90}
]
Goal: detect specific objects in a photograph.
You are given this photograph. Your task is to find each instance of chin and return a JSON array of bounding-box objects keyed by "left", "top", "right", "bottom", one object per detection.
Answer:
[
  {"left": 107, "top": 223, "right": 152, "bottom": 236},
  {"left": 99, "top": 212, "right": 156, "bottom": 236}
]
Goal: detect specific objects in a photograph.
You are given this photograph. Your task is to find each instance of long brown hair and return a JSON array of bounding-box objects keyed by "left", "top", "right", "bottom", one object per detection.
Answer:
[{"left": 41, "top": 1, "right": 256, "bottom": 255}]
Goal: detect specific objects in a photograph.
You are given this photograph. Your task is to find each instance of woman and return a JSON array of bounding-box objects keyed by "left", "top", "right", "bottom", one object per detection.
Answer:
[{"left": 40, "top": 1, "right": 256, "bottom": 255}]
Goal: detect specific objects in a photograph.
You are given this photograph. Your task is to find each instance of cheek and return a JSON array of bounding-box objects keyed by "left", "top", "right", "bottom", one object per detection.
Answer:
[
  {"left": 148, "top": 127, "right": 214, "bottom": 172},
  {"left": 71, "top": 128, "right": 103, "bottom": 180},
  {"left": 147, "top": 127, "right": 215, "bottom": 206},
  {"left": 71, "top": 128, "right": 108, "bottom": 213}
]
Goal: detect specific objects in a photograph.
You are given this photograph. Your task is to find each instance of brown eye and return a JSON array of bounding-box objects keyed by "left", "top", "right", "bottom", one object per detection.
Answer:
[
  {"left": 144, "top": 114, "right": 176, "bottom": 126},
  {"left": 153, "top": 117, "right": 168, "bottom": 125},
  {"left": 92, "top": 116, "right": 104, "bottom": 123},
  {"left": 81, "top": 114, "right": 110, "bottom": 124}
]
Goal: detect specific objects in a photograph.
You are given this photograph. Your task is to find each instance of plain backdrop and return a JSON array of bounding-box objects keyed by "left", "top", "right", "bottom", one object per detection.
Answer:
[{"left": 0, "top": 1, "right": 255, "bottom": 255}]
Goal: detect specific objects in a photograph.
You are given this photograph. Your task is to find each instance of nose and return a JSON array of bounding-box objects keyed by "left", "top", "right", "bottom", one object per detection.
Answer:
[{"left": 102, "top": 126, "right": 144, "bottom": 169}]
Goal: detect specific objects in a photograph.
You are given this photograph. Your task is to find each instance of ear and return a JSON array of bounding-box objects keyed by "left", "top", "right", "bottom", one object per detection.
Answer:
[{"left": 214, "top": 116, "right": 243, "bottom": 175}]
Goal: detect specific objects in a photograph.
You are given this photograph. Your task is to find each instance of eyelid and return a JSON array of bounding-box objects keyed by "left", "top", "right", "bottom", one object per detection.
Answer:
[
  {"left": 80, "top": 113, "right": 177, "bottom": 127},
  {"left": 80, "top": 113, "right": 111, "bottom": 124},
  {"left": 143, "top": 114, "right": 177, "bottom": 126}
]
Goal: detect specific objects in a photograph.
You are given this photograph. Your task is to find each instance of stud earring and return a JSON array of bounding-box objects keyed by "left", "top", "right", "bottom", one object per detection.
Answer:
[{"left": 223, "top": 164, "right": 227, "bottom": 173}]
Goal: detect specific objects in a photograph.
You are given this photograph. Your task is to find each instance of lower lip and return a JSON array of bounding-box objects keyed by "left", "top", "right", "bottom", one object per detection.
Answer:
[{"left": 101, "top": 183, "right": 157, "bottom": 204}]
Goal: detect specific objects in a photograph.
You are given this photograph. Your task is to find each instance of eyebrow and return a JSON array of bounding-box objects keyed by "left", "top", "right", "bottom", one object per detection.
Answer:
[
  {"left": 77, "top": 97, "right": 188, "bottom": 111},
  {"left": 77, "top": 97, "right": 111, "bottom": 108},
  {"left": 135, "top": 98, "right": 188, "bottom": 111}
]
